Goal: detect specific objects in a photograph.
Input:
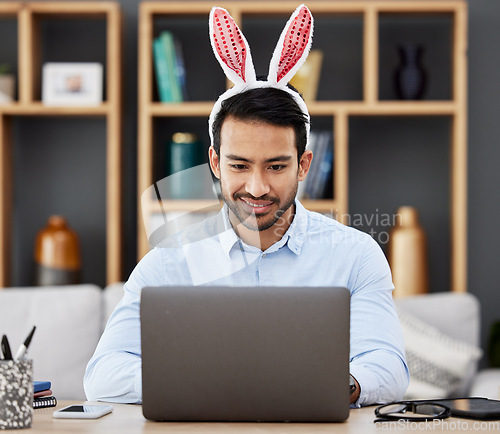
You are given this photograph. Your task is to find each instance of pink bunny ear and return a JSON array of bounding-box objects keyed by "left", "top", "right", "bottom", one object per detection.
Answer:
[
  {"left": 209, "top": 7, "right": 256, "bottom": 85},
  {"left": 268, "top": 4, "right": 314, "bottom": 86}
]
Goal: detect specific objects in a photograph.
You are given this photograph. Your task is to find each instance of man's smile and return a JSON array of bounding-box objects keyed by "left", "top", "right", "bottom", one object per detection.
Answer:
[{"left": 238, "top": 197, "right": 276, "bottom": 215}]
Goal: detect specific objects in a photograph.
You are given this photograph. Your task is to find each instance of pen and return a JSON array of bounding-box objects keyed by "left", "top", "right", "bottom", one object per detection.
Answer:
[
  {"left": 1, "top": 335, "right": 13, "bottom": 360},
  {"left": 15, "top": 326, "right": 36, "bottom": 362}
]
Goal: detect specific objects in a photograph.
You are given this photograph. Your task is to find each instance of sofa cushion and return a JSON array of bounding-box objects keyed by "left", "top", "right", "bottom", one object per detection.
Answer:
[
  {"left": 398, "top": 308, "right": 482, "bottom": 399},
  {"left": 395, "top": 292, "right": 482, "bottom": 398},
  {"left": 395, "top": 293, "right": 480, "bottom": 346},
  {"left": 0, "top": 284, "right": 102, "bottom": 400}
]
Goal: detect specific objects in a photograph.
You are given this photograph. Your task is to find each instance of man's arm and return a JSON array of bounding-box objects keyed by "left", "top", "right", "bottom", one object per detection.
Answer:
[
  {"left": 348, "top": 235, "right": 409, "bottom": 407},
  {"left": 84, "top": 248, "right": 164, "bottom": 403}
]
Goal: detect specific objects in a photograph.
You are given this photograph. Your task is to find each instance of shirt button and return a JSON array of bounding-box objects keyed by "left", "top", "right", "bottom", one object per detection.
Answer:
[{"left": 262, "top": 253, "right": 267, "bottom": 258}]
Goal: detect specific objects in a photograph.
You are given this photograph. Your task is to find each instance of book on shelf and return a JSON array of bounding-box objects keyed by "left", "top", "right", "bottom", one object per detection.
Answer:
[
  {"left": 153, "top": 31, "right": 186, "bottom": 103},
  {"left": 153, "top": 37, "right": 174, "bottom": 102},
  {"left": 316, "top": 140, "right": 333, "bottom": 199},
  {"left": 312, "top": 131, "right": 333, "bottom": 199},
  {"left": 297, "top": 130, "right": 334, "bottom": 201},
  {"left": 159, "top": 31, "right": 183, "bottom": 102},
  {"left": 305, "top": 131, "right": 327, "bottom": 199},
  {"left": 173, "top": 37, "right": 188, "bottom": 101}
]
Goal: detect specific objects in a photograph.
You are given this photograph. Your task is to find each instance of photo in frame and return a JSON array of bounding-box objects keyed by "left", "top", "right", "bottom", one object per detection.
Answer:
[{"left": 42, "top": 63, "right": 103, "bottom": 106}]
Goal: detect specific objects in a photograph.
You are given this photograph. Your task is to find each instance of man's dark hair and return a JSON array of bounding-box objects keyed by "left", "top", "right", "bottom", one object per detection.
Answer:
[{"left": 212, "top": 84, "right": 309, "bottom": 160}]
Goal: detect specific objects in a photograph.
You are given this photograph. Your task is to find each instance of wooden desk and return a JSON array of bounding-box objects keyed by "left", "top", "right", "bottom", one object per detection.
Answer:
[{"left": 31, "top": 400, "right": 500, "bottom": 433}]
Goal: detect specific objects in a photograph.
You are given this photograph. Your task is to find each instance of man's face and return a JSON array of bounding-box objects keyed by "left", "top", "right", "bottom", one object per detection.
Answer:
[{"left": 209, "top": 117, "right": 311, "bottom": 232}]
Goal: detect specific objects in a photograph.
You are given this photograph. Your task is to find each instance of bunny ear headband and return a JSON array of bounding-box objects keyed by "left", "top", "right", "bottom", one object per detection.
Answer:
[{"left": 208, "top": 4, "right": 314, "bottom": 148}]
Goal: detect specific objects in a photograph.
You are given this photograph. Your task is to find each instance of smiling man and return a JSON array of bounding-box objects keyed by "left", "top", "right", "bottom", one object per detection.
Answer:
[{"left": 84, "top": 84, "right": 409, "bottom": 408}]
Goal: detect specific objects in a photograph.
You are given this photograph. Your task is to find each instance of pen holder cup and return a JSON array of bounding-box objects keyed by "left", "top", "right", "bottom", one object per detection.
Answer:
[{"left": 0, "top": 360, "right": 33, "bottom": 430}]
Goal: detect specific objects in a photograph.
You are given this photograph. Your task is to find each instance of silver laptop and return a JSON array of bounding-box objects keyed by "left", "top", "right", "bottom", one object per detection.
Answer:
[{"left": 140, "top": 285, "right": 350, "bottom": 422}]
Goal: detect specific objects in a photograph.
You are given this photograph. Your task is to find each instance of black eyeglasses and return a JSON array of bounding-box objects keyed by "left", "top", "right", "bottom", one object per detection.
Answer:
[{"left": 375, "top": 401, "right": 451, "bottom": 422}]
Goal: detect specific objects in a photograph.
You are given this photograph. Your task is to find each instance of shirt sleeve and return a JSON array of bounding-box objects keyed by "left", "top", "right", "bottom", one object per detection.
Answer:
[
  {"left": 83, "top": 248, "right": 164, "bottom": 404},
  {"left": 348, "top": 235, "right": 409, "bottom": 406}
]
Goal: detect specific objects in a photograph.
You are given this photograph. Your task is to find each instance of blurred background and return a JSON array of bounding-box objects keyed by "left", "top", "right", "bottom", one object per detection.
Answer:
[{"left": 0, "top": 0, "right": 498, "bottom": 368}]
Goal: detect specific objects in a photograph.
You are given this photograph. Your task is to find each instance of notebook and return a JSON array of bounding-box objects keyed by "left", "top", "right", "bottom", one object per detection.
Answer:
[
  {"left": 33, "top": 381, "right": 51, "bottom": 393},
  {"left": 33, "top": 396, "right": 57, "bottom": 409},
  {"left": 33, "top": 381, "right": 57, "bottom": 409},
  {"left": 140, "top": 285, "right": 350, "bottom": 422}
]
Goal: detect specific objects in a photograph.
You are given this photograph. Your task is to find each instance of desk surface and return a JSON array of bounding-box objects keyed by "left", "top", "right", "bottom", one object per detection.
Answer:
[{"left": 31, "top": 401, "right": 500, "bottom": 433}]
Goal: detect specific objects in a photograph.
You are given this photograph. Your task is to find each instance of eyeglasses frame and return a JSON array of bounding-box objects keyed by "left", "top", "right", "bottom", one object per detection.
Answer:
[{"left": 374, "top": 400, "right": 451, "bottom": 423}]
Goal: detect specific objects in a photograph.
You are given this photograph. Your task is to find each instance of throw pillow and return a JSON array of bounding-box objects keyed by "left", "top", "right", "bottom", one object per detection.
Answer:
[{"left": 397, "top": 308, "right": 483, "bottom": 399}]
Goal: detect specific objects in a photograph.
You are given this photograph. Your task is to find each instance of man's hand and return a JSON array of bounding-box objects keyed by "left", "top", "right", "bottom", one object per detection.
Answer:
[{"left": 350, "top": 375, "right": 360, "bottom": 404}]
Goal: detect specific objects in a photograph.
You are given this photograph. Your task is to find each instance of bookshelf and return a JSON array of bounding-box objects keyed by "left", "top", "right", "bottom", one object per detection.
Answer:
[
  {"left": 0, "top": 2, "right": 123, "bottom": 287},
  {"left": 137, "top": 1, "right": 467, "bottom": 293}
]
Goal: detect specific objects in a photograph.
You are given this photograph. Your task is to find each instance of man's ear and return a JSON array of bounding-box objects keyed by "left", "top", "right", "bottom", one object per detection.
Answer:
[
  {"left": 209, "top": 146, "right": 221, "bottom": 179},
  {"left": 298, "top": 150, "right": 313, "bottom": 181}
]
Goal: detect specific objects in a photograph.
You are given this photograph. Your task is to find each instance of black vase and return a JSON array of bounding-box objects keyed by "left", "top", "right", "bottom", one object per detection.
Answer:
[{"left": 394, "top": 44, "right": 427, "bottom": 100}]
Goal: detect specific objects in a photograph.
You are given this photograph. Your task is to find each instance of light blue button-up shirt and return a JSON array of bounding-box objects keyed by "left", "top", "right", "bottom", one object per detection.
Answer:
[{"left": 84, "top": 200, "right": 409, "bottom": 406}]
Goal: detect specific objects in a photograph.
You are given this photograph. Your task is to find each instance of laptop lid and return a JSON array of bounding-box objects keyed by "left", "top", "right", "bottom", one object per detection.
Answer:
[{"left": 140, "top": 285, "right": 350, "bottom": 422}]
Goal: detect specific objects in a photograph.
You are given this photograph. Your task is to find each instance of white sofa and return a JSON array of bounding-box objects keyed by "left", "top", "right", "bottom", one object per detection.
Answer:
[
  {"left": 0, "top": 284, "right": 498, "bottom": 401},
  {"left": 0, "top": 283, "right": 123, "bottom": 400}
]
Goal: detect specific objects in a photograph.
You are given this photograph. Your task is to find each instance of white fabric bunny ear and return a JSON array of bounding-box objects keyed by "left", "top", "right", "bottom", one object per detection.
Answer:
[
  {"left": 268, "top": 4, "right": 314, "bottom": 86},
  {"left": 209, "top": 7, "right": 256, "bottom": 85}
]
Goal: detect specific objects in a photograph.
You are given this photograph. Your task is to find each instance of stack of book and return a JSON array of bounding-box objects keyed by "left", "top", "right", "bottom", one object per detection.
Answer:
[
  {"left": 33, "top": 380, "right": 57, "bottom": 409},
  {"left": 153, "top": 31, "right": 187, "bottom": 103},
  {"left": 297, "top": 130, "right": 334, "bottom": 200}
]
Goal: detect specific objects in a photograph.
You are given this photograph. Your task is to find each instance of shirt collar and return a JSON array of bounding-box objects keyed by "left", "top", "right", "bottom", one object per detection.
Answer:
[{"left": 218, "top": 200, "right": 308, "bottom": 258}]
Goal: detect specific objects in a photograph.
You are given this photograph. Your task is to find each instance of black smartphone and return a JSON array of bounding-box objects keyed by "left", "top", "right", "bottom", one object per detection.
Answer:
[{"left": 436, "top": 398, "right": 500, "bottom": 420}]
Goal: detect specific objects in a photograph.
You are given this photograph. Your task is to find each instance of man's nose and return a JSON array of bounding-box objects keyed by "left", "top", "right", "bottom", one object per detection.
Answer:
[{"left": 245, "top": 171, "right": 270, "bottom": 198}]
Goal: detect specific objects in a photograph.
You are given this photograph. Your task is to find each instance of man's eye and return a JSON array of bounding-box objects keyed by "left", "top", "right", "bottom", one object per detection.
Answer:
[
  {"left": 231, "top": 164, "right": 247, "bottom": 170},
  {"left": 270, "top": 165, "right": 285, "bottom": 171}
]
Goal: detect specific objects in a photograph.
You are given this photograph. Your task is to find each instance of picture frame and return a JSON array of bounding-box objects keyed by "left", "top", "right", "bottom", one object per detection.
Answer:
[{"left": 42, "top": 63, "right": 103, "bottom": 106}]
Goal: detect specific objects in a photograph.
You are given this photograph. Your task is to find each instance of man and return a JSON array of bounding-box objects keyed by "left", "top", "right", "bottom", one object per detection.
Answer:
[
  {"left": 84, "top": 85, "right": 408, "bottom": 406},
  {"left": 84, "top": 4, "right": 408, "bottom": 407}
]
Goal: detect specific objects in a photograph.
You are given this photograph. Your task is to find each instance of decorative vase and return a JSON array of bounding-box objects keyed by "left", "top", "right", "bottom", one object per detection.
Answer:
[
  {"left": 167, "top": 132, "right": 204, "bottom": 199},
  {"left": 387, "top": 206, "right": 429, "bottom": 297},
  {"left": 34, "top": 215, "right": 81, "bottom": 285},
  {"left": 394, "top": 44, "right": 427, "bottom": 100}
]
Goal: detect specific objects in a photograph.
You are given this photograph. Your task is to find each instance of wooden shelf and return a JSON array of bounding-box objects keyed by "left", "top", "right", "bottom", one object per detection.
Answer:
[
  {"left": 309, "top": 101, "right": 458, "bottom": 116},
  {"left": 147, "top": 101, "right": 458, "bottom": 118},
  {"left": 137, "top": 1, "right": 467, "bottom": 293},
  {"left": 25, "top": 1, "right": 118, "bottom": 15},
  {"left": 149, "top": 102, "right": 213, "bottom": 117},
  {"left": 0, "top": 2, "right": 123, "bottom": 287},
  {"left": 139, "top": 1, "right": 463, "bottom": 15},
  {"left": 0, "top": 102, "right": 112, "bottom": 116},
  {"left": 147, "top": 199, "right": 223, "bottom": 214},
  {"left": 0, "top": 3, "right": 22, "bottom": 15}
]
